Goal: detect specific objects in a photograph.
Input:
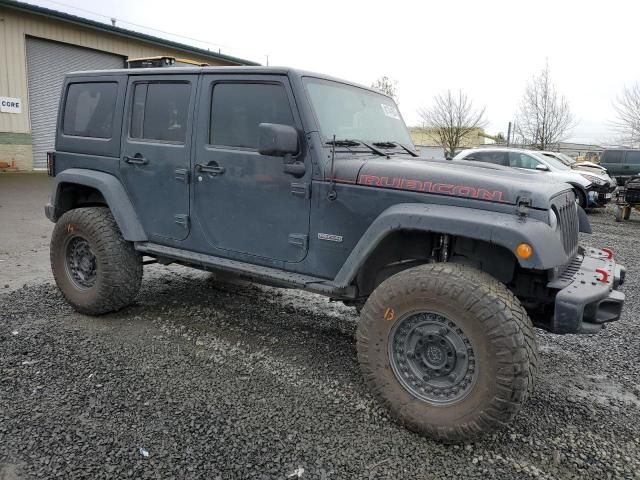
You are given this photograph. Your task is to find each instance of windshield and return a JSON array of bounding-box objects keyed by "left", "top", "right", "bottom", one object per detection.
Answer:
[
  {"left": 303, "top": 77, "right": 413, "bottom": 147},
  {"left": 544, "top": 152, "right": 575, "bottom": 166},
  {"left": 556, "top": 152, "right": 576, "bottom": 164},
  {"left": 536, "top": 152, "right": 569, "bottom": 170}
]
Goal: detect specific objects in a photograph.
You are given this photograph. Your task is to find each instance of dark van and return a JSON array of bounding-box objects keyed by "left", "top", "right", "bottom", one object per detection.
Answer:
[{"left": 600, "top": 149, "right": 640, "bottom": 183}]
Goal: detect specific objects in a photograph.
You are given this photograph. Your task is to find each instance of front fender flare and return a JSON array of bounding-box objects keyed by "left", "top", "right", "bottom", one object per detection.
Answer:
[
  {"left": 46, "top": 168, "right": 147, "bottom": 241},
  {"left": 333, "top": 203, "right": 567, "bottom": 288}
]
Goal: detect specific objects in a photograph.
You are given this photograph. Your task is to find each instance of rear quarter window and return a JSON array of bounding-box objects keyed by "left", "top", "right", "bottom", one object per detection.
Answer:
[{"left": 63, "top": 82, "right": 118, "bottom": 138}]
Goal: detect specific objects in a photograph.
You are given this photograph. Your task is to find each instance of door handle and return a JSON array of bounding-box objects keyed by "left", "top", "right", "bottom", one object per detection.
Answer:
[
  {"left": 196, "top": 163, "right": 225, "bottom": 175},
  {"left": 124, "top": 155, "right": 148, "bottom": 165}
]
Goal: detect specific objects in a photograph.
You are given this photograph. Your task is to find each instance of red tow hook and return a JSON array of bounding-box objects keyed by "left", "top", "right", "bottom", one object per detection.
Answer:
[
  {"left": 601, "top": 247, "right": 614, "bottom": 259},
  {"left": 595, "top": 267, "right": 609, "bottom": 283}
]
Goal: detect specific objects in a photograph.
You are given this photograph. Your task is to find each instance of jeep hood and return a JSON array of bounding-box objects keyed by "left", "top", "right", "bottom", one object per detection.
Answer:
[{"left": 334, "top": 156, "right": 571, "bottom": 209}]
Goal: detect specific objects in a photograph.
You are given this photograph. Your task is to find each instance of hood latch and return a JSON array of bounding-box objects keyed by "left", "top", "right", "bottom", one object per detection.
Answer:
[{"left": 517, "top": 197, "right": 531, "bottom": 217}]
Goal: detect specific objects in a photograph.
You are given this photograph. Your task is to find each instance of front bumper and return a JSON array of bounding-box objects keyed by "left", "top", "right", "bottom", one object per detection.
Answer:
[
  {"left": 587, "top": 186, "right": 615, "bottom": 206},
  {"left": 548, "top": 247, "right": 626, "bottom": 334}
]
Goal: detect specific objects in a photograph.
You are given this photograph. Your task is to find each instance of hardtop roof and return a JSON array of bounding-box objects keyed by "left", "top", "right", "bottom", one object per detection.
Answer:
[{"left": 65, "top": 66, "right": 387, "bottom": 96}]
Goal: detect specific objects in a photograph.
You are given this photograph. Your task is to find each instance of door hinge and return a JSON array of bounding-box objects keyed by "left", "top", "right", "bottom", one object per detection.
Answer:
[
  {"left": 291, "top": 182, "right": 311, "bottom": 199},
  {"left": 517, "top": 197, "right": 531, "bottom": 217},
  {"left": 175, "top": 168, "right": 190, "bottom": 183},
  {"left": 174, "top": 214, "right": 190, "bottom": 229},
  {"left": 288, "top": 233, "right": 308, "bottom": 249}
]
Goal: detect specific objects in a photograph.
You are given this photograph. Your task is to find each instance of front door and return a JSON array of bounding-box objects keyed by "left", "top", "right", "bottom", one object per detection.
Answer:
[
  {"left": 192, "top": 76, "right": 310, "bottom": 262},
  {"left": 120, "top": 74, "right": 196, "bottom": 241}
]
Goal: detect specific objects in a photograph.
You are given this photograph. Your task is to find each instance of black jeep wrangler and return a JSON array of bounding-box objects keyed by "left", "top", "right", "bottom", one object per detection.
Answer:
[{"left": 45, "top": 67, "right": 626, "bottom": 442}]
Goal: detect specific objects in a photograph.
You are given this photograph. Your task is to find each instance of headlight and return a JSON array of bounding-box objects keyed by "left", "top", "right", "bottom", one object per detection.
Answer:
[
  {"left": 579, "top": 173, "right": 606, "bottom": 186},
  {"left": 549, "top": 209, "right": 558, "bottom": 229}
]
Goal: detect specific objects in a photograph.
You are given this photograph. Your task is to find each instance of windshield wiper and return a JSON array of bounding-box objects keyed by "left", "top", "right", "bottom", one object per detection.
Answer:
[
  {"left": 373, "top": 141, "right": 419, "bottom": 157},
  {"left": 326, "top": 139, "right": 387, "bottom": 157}
]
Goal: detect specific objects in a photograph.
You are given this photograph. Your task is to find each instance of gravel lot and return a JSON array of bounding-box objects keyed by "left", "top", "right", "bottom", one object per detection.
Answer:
[{"left": 1, "top": 174, "right": 640, "bottom": 479}]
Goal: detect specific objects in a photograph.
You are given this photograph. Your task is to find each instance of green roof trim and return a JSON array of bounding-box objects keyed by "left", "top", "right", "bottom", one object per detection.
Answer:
[{"left": 0, "top": 0, "right": 261, "bottom": 66}]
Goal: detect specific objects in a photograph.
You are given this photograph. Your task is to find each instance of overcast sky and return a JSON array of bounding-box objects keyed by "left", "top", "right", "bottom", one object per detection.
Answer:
[{"left": 26, "top": 0, "right": 640, "bottom": 144}]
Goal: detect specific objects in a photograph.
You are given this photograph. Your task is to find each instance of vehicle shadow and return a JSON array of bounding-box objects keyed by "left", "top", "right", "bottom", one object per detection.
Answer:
[{"left": 114, "top": 268, "right": 362, "bottom": 382}]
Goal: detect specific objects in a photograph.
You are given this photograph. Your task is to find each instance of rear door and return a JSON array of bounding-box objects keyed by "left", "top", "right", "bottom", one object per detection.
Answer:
[
  {"left": 120, "top": 74, "right": 197, "bottom": 241},
  {"left": 468, "top": 150, "right": 509, "bottom": 166},
  {"left": 623, "top": 150, "right": 640, "bottom": 176}
]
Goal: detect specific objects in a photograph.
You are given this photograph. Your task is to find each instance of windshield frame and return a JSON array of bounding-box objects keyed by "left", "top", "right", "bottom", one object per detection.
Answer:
[{"left": 301, "top": 75, "right": 414, "bottom": 149}]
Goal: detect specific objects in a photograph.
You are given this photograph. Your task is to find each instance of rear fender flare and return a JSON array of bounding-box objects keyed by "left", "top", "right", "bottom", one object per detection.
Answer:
[{"left": 47, "top": 168, "right": 147, "bottom": 241}]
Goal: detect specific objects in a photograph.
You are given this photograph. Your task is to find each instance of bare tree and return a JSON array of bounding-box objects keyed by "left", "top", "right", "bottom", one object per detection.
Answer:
[
  {"left": 612, "top": 83, "right": 640, "bottom": 145},
  {"left": 418, "top": 90, "right": 487, "bottom": 157},
  {"left": 371, "top": 76, "right": 398, "bottom": 102},
  {"left": 515, "top": 63, "right": 574, "bottom": 150}
]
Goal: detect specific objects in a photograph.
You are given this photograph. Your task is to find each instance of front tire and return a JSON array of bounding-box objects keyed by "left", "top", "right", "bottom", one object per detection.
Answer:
[
  {"left": 574, "top": 189, "right": 587, "bottom": 209},
  {"left": 50, "top": 207, "right": 142, "bottom": 315},
  {"left": 356, "top": 263, "right": 538, "bottom": 443}
]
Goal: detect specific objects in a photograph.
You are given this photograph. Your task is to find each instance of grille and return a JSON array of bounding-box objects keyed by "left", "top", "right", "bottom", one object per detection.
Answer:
[
  {"left": 552, "top": 192, "right": 579, "bottom": 257},
  {"left": 625, "top": 176, "right": 640, "bottom": 203}
]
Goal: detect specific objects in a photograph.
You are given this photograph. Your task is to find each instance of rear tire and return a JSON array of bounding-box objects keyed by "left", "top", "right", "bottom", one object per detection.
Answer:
[
  {"left": 50, "top": 207, "right": 142, "bottom": 315},
  {"left": 624, "top": 206, "right": 632, "bottom": 220},
  {"left": 614, "top": 205, "right": 623, "bottom": 222},
  {"left": 356, "top": 263, "right": 538, "bottom": 443}
]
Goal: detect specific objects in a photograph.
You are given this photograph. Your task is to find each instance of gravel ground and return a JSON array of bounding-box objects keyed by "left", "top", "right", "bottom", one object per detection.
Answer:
[{"left": 1, "top": 206, "right": 640, "bottom": 479}]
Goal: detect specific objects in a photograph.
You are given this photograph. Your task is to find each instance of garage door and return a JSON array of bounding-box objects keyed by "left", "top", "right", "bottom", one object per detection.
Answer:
[{"left": 26, "top": 37, "right": 124, "bottom": 169}]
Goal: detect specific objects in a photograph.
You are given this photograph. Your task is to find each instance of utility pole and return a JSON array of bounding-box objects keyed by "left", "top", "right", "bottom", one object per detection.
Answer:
[{"left": 507, "top": 121, "right": 512, "bottom": 147}]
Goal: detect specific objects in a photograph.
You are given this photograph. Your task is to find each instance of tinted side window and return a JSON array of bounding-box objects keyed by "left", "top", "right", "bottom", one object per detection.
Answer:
[
  {"left": 210, "top": 83, "right": 294, "bottom": 149},
  {"left": 130, "top": 82, "right": 191, "bottom": 142},
  {"left": 625, "top": 151, "right": 640, "bottom": 164},
  {"left": 509, "top": 153, "right": 541, "bottom": 169},
  {"left": 469, "top": 151, "right": 508, "bottom": 166},
  {"left": 602, "top": 150, "right": 623, "bottom": 163},
  {"left": 63, "top": 82, "right": 118, "bottom": 138}
]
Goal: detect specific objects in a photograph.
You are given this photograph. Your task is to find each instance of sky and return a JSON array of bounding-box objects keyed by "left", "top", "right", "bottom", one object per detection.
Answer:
[{"left": 24, "top": 0, "right": 640, "bottom": 144}]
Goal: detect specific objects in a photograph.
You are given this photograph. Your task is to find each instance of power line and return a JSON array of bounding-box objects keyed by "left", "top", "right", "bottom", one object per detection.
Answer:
[{"left": 27, "top": 0, "right": 268, "bottom": 60}]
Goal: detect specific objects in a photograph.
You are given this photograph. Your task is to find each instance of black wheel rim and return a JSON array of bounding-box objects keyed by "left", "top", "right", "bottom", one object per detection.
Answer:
[
  {"left": 388, "top": 312, "right": 477, "bottom": 404},
  {"left": 64, "top": 236, "right": 97, "bottom": 289}
]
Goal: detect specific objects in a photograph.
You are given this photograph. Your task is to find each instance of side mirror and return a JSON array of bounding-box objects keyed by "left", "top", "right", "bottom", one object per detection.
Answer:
[
  {"left": 258, "top": 123, "right": 298, "bottom": 157},
  {"left": 535, "top": 164, "right": 550, "bottom": 171}
]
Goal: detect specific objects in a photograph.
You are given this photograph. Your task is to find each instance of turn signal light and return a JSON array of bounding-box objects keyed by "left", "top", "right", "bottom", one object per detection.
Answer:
[{"left": 516, "top": 243, "right": 533, "bottom": 259}]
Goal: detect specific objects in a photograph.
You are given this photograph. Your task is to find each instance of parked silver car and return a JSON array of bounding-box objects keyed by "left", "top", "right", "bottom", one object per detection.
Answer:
[
  {"left": 540, "top": 151, "right": 608, "bottom": 174},
  {"left": 452, "top": 147, "right": 603, "bottom": 207}
]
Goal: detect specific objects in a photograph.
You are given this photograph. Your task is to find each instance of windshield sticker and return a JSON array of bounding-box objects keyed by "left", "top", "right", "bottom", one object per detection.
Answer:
[{"left": 381, "top": 103, "right": 400, "bottom": 120}]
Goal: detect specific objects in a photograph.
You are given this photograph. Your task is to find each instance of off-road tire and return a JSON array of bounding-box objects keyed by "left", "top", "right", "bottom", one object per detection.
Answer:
[
  {"left": 614, "top": 205, "right": 623, "bottom": 222},
  {"left": 357, "top": 263, "right": 538, "bottom": 443},
  {"left": 50, "top": 207, "right": 142, "bottom": 315},
  {"left": 574, "top": 189, "right": 587, "bottom": 209}
]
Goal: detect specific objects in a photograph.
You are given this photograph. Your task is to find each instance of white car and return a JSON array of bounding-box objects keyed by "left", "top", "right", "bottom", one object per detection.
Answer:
[
  {"left": 540, "top": 151, "right": 609, "bottom": 175},
  {"left": 453, "top": 148, "right": 613, "bottom": 207}
]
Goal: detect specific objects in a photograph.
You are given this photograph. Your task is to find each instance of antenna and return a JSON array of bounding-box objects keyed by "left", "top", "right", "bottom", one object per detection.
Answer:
[{"left": 328, "top": 134, "right": 337, "bottom": 201}]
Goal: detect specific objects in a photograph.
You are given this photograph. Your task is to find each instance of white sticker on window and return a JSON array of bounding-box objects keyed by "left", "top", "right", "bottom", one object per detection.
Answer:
[{"left": 381, "top": 103, "right": 400, "bottom": 120}]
